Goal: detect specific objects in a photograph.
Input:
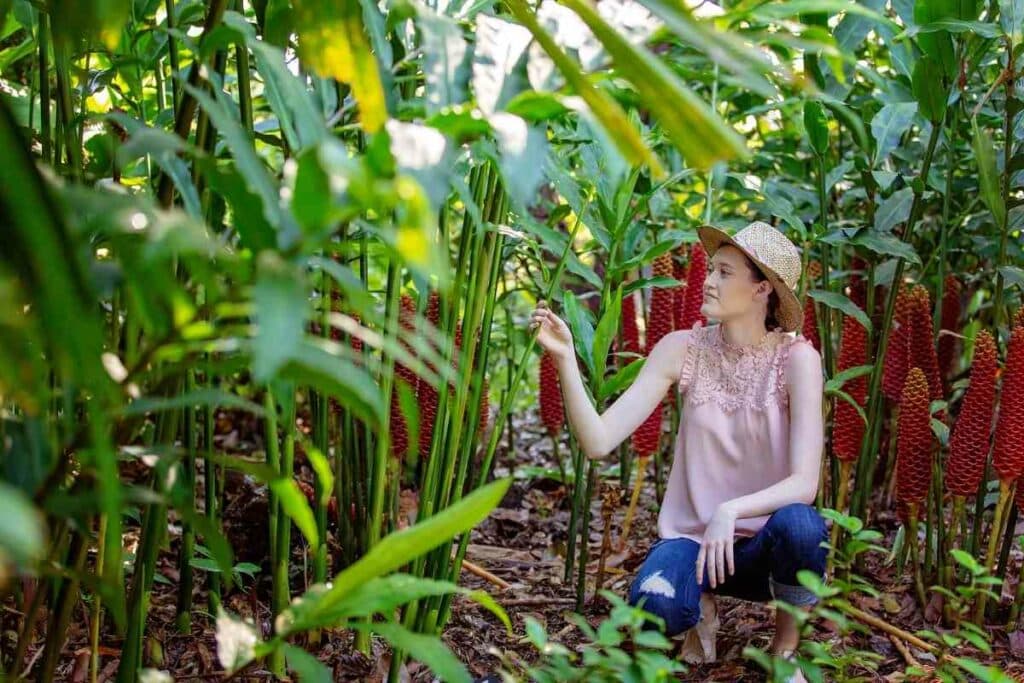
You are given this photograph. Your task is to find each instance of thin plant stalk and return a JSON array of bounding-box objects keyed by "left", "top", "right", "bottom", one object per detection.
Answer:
[
  {"left": 973, "top": 479, "right": 1015, "bottom": 623},
  {"left": 175, "top": 369, "right": 198, "bottom": 633},
  {"left": 575, "top": 460, "right": 598, "bottom": 612}
]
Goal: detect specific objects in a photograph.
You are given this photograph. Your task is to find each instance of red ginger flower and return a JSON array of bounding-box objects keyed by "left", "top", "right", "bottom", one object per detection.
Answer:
[
  {"left": 631, "top": 397, "right": 663, "bottom": 458},
  {"left": 673, "top": 250, "right": 688, "bottom": 331},
  {"left": 896, "top": 367, "right": 934, "bottom": 511},
  {"left": 833, "top": 313, "right": 869, "bottom": 461},
  {"left": 848, "top": 256, "right": 869, "bottom": 311},
  {"left": 1013, "top": 306, "right": 1024, "bottom": 330},
  {"left": 417, "top": 290, "right": 441, "bottom": 459},
  {"left": 390, "top": 293, "right": 420, "bottom": 458},
  {"left": 909, "top": 285, "right": 944, "bottom": 405},
  {"left": 1015, "top": 476, "right": 1024, "bottom": 516},
  {"left": 883, "top": 285, "right": 915, "bottom": 402},
  {"left": 946, "top": 330, "right": 998, "bottom": 497},
  {"left": 802, "top": 298, "right": 821, "bottom": 352},
  {"left": 679, "top": 242, "right": 708, "bottom": 331},
  {"left": 993, "top": 326, "right": 1024, "bottom": 481},
  {"left": 618, "top": 291, "right": 641, "bottom": 358},
  {"left": 648, "top": 253, "right": 676, "bottom": 349},
  {"left": 539, "top": 349, "right": 564, "bottom": 438},
  {"left": 938, "top": 275, "right": 962, "bottom": 383},
  {"left": 477, "top": 373, "right": 490, "bottom": 439}
]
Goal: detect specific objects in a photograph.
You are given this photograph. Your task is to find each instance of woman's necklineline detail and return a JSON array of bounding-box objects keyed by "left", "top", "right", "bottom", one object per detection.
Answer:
[{"left": 678, "top": 322, "right": 800, "bottom": 414}]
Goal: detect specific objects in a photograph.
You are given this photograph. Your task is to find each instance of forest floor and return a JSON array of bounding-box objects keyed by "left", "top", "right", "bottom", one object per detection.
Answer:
[{"left": 27, "top": 405, "right": 1024, "bottom": 682}]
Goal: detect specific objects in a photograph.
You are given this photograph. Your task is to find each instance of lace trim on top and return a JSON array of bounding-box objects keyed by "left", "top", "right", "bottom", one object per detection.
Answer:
[{"left": 678, "top": 321, "right": 810, "bottom": 413}]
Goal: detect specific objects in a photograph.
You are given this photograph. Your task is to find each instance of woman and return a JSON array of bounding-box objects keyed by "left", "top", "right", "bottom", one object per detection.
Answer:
[{"left": 529, "top": 221, "right": 827, "bottom": 679}]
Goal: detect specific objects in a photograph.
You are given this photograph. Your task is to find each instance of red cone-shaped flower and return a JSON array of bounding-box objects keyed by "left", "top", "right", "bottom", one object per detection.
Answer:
[
  {"left": 909, "top": 285, "right": 944, "bottom": 404},
  {"left": 648, "top": 253, "right": 675, "bottom": 349},
  {"left": 802, "top": 298, "right": 821, "bottom": 352},
  {"left": 848, "top": 256, "right": 869, "bottom": 311},
  {"left": 619, "top": 291, "right": 641, "bottom": 357},
  {"left": 390, "top": 293, "right": 419, "bottom": 458},
  {"left": 679, "top": 242, "right": 708, "bottom": 331},
  {"left": 938, "top": 275, "right": 962, "bottom": 384},
  {"left": 1015, "top": 475, "right": 1024, "bottom": 516},
  {"left": 418, "top": 290, "right": 441, "bottom": 460},
  {"left": 833, "top": 313, "right": 869, "bottom": 461},
  {"left": 477, "top": 373, "right": 490, "bottom": 439},
  {"left": 896, "top": 367, "right": 934, "bottom": 512},
  {"left": 993, "top": 326, "right": 1024, "bottom": 481},
  {"left": 539, "top": 349, "right": 564, "bottom": 439},
  {"left": 1013, "top": 306, "right": 1024, "bottom": 332},
  {"left": 883, "top": 286, "right": 915, "bottom": 402},
  {"left": 631, "top": 400, "right": 663, "bottom": 458},
  {"left": 946, "top": 329, "right": 997, "bottom": 497},
  {"left": 673, "top": 250, "right": 688, "bottom": 331}
]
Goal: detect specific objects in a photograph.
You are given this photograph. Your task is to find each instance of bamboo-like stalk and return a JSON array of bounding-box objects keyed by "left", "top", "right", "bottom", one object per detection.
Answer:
[
  {"left": 906, "top": 504, "right": 928, "bottom": 611},
  {"left": 89, "top": 515, "right": 106, "bottom": 683},
  {"left": 826, "top": 459, "right": 853, "bottom": 574},
  {"left": 972, "top": 479, "right": 1014, "bottom": 623},
  {"left": 37, "top": 12, "right": 51, "bottom": 165},
  {"left": 38, "top": 532, "right": 88, "bottom": 683},
  {"left": 204, "top": 359, "right": 221, "bottom": 614},
  {"left": 1008, "top": 535, "right": 1024, "bottom": 628},
  {"left": 564, "top": 439, "right": 585, "bottom": 582},
  {"left": 50, "top": 33, "right": 80, "bottom": 180},
  {"left": 175, "top": 370, "right": 198, "bottom": 633},
  {"left": 575, "top": 461, "right": 598, "bottom": 611},
  {"left": 262, "top": 388, "right": 285, "bottom": 676},
  {"left": 850, "top": 123, "right": 943, "bottom": 522},
  {"left": 990, "top": 51, "right": 1016, "bottom": 332}
]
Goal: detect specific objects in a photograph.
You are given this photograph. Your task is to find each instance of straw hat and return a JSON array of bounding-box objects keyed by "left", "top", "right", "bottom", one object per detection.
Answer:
[{"left": 696, "top": 220, "right": 803, "bottom": 333}]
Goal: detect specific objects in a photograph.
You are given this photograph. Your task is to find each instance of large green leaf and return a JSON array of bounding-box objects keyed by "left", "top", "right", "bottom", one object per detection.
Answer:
[
  {"left": 504, "top": 0, "right": 664, "bottom": 178},
  {"left": 852, "top": 230, "right": 921, "bottom": 265},
  {"left": 223, "top": 11, "right": 327, "bottom": 153},
  {"left": 270, "top": 478, "right": 319, "bottom": 548},
  {"left": 278, "top": 477, "right": 510, "bottom": 633},
  {"left": 0, "top": 481, "right": 45, "bottom": 569},
  {"left": 972, "top": 115, "right": 1006, "bottom": 228},
  {"left": 252, "top": 255, "right": 309, "bottom": 382},
  {"left": 807, "top": 290, "right": 872, "bottom": 331},
  {"left": 472, "top": 14, "right": 532, "bottom": 114},
  {"left": 1000, "top": 0, "right": 1024, "bottom": 44},
  {"left": 279, "top": 340, "right": 385, "bottom": 428},
  {"left": 872, "top": 187, "right": 914, "bottom": 233},
  {"left": 592, "top": 284, "right": 622, "bottom": 384},
  {"left": 292, "top": 0, "right": 387, "bottom": 133},
  {"left": 871, "top": 102, "right": 918, "bottom": 166},
  {"left": 912, "top": 56, "right": 949, "bottom": 123},
  {"left": 356, "top": 621, "right": 471, "bottom": 683},
  {"left": 417, "top": 6, "right": 471, "bottom": 114},
  {"left": 558, "top": 0, "right": 747, "bottom": 171}
]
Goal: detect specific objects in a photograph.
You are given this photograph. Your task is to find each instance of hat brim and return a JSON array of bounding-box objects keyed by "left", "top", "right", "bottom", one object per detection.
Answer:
[{"left": 696, "top": 224, "right": 803, "bottom": 333}]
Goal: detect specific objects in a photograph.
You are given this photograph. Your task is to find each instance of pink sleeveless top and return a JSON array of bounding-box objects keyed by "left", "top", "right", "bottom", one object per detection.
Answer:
[{"left": 657, "top": 321, "right": 814, "bottom": 542}]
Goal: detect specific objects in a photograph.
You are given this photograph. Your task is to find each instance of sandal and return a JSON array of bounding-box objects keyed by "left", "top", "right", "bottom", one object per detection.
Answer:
[{"left": 676, "top": 593, "right": 720, "bottom": 664}]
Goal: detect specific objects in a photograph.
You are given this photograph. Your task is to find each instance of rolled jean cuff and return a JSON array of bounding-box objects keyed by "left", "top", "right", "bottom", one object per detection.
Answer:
[{"left": 769, "top": 575, "right": 819, "bottom": 607}]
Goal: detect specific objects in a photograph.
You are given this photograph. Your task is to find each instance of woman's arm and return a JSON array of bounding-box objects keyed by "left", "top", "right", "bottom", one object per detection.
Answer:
[
  {"left": 720, "top": 340, "right": 825, "bottom": 520},
  {"left": 557, "top": 329, "right": 690, "bottom": 460}
]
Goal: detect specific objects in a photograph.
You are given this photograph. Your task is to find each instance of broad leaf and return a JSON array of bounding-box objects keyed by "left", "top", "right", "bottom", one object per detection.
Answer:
[
  {"left": 871, "top": 102, "right": 918, "bottom": 167},
  {"left": 807, "top": 290, "right": 872, "bottom": 331}
]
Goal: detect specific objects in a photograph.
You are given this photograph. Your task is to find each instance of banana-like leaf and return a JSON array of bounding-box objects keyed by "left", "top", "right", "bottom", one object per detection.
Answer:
[
  {"left": 292, "top": 0, "right": 388, "bottom": 133},
  {"left": 505, "top": 0, "right": 665, "bottom": 178},
  {"left": 558, "top": 0, "right": 748, "bottom": 171}
]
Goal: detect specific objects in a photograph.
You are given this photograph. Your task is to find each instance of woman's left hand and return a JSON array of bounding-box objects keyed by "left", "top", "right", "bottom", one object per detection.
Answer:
[{"left": 695, "top": 504, "right": 737, "bottom": 589}]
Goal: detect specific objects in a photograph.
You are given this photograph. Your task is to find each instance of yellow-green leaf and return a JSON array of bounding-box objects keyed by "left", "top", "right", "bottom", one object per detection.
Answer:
[{"left": 293, "top": 0, "right": 387, "bottom": 133}]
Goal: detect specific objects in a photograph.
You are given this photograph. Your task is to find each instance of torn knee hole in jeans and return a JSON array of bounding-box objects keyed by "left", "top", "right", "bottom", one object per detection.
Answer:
[{"left": 638, "top": 570, "right": 676, "bottom": 598}]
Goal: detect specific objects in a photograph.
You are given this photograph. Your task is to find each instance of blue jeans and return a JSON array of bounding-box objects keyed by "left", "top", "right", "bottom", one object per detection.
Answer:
[{"left": 627, "top": 503, "right": 828, "bottom": 637}]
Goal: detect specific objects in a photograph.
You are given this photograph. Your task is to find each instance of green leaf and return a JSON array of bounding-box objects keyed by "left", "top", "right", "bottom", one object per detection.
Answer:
[
  {"left": 359, "top": 621, "right": 471, "bottom": 683},
  {"left": 472, "top": 14, "right": 533, "bottom": 115},
  {"left": 418, "top": 7, "right": 471, "bottom": 114},
  {"left": 118, "top": 389, "right": 265, "bottom": 418},
  {"left": 292, "top": 0, "right": 388, "bottom": 133},
  {"left": 972, "top": 115, "right": 1006, "bottom": 228},
  {"left": 807, "top": 290, "right": 872, "bottom": 331},
  {"left": 557, "top": 0, "right": 747, "bottom": 172},
  {"left": 997, "top": 265, "right": 1024, "bottom": 289},
  {"left": 563, "top": 292, "right": 596, "bottom": 376},
  {"left": 253, "top": 255, "right": 309, "bottom": 382},
  {"left": 279, "top": 340, "right": 385, "bottom": 429},
  {"left": 871, "top": 102, "right": 918, "bottom": 167},
  {"left": 592, "top": 285, "right": 622, "bottom": 383},
  {"left": 803, "top": 101, "right": 830, "bottom": 156},
  {"left": 852, "top": 229, "right": 921, "bottom": 265},
  {"left": 914, "top": 0, "right": 957, "bottom": 80},
  {"left": 873, "top": 187, "right": 914, "bottom": 233},
  {"left": 279, "top": 477, "right": 510, "bottom": 633},
  {"left": 223, "top": 12, "right": 327, "bottom": 153},
  {"left": 597, "top": 358, "right": 644, "bottom": 402},
  {"left": 283, "top": 644, "right": 332, "bottom": 683},
  {"left": 912, "top": 56, "right": 949, "bottom": 123},
  {"left": 1000, "top": 0, "right": 1024, "bottom": 44},
  {"left": 301, "top": 438, "right": 335, "bottom": 508},
  {"left": 270, "top": 478, "right": 319, "bottom": 548},
  {"left": 0, "top": 481, "right": 45, "bottom": 568},
  {"left": 504, "top": 0, "right": 664, "bottom": 178}
]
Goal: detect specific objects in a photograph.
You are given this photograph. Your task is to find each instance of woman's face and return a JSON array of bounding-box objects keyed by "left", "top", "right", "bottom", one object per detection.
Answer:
[{"left": 700, "top": 245, "right": 773, "bottom": 323}]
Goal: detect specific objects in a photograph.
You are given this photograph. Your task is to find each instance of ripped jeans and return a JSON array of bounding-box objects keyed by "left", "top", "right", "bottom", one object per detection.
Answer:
[{"left": 627, "top": 503, "right": 828, "bottom": 637}]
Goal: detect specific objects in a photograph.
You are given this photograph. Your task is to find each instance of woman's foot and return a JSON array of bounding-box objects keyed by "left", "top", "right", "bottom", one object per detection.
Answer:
[{"left": 676, "top": 592, "right": 720, "bottom": 664}]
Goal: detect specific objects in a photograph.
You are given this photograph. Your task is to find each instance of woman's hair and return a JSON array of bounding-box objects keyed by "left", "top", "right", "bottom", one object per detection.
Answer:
[{"left": 743, "top": 254, "right": 781, "bottom": 330}]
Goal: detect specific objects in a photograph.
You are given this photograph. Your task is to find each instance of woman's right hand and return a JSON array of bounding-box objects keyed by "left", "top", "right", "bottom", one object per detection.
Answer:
[{"left": 529, "top": 300, "right": 574, "bottom": 362}]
